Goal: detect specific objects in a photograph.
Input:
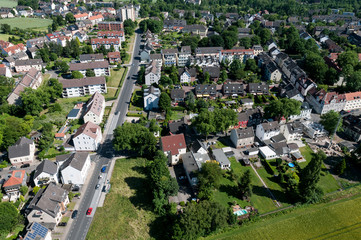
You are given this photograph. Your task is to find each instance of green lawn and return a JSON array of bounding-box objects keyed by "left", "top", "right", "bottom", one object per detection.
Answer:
[
  {"left": 107, "top": 68, "right": 125, "bottom": 88},
  {"left": 213, "top": 157, "right": 278, "bottom": 214},
  {"left": 206, "top": 193, "right": 361, "bottom": 240},
  {"left": 0, "top": 34, "right": 17, "bottom": 41},
  {"left": 104, "top": 88, "right": 117, "bottom": 100},
  {"left": 0, "top": 0, "right": 17, "bottom": 8},
  {"left": 87, "top": 158, "right": 160, "bottom": 240},
  {"left": 0, "top": 17, "right": 52, "bottom": 30}
]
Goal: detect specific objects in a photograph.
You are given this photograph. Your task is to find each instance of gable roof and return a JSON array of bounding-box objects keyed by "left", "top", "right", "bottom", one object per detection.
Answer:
[
  {"left": 170, "top": 89, "right": 185, "bottom": 100},
  {"left": 79, "top": 53, "right": 104, "bottom": 62},
  {"left": 8, "top": 137, "right": 34, "bottom": 159},
  {"left": 161, "top": 134, "right": 186, "bottom": 155},
  {"left": 73, "top": 121, "right": 101, "bottom": 140},
  {"left": 69, "top": 61, "right": 109, "bottom": 71},
  {"left": 3, "top": 170, "right": 26, "bottom": 187},
  {"left": 261, "top": 121, "right": 280, "bottom": 131},
  {"left": 33, "top": 160, "right": 58, "bottom": 179},
  {"left": 60, "top": 76, "right": 106, "bottom": 88},
  {"left": 59, "top": 152, "right": 89, "bottom": 171},
  {"left": 234, "top": 127, "right": 254, "bottom": 139},
  {"left": 84, "top": 91, "right": 105, "bottom": 117}
]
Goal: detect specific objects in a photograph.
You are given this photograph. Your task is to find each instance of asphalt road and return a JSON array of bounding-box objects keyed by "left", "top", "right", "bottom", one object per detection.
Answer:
[{"left": 66, "top": 30, "right": 142, "bottom": 240}]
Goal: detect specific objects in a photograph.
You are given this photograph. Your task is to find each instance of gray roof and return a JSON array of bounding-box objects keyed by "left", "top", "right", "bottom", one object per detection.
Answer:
[
  {"left": 170, "top": 89, "right": 185, "bottom": 100},
  {"left": 203, "top": 66, "right": 220, "bottom": 78},
  {"left": 182, "top": 152, "right": 199, "bottom": 177},
  {"left": 271, "top": 133, "right": 286, "bottom": 143},
  {"left": 15, "top": 59, "right": 44, "bottom": 67},
  {"left": 69, "top": 61, "right": 109, "bottom": 71},
  {"left": 213, "top": 149, "right": 231, "bottom": 166},
  {"left": 59, "top": 152, "right": 89, "bottom": 171},
  {"left": 168, "top": 120, "right": 185, "bottom": 134},
  {"left": 261, "top": 121, "right": 280, "bottom": 132},
  {"left": 234, "top": 127, "right": 254, "bottom": 140},
  {"left": 192, "top": 139, "right": 208, "bottom": 153},
  {"left": 33, "top": 160, "right": 58, "bottom": 179},
  {"left": 196, "top": 47, "right": 223, "bottom": 54},
  {"left": 8, "top": 137, "right": 34, "bottom": 159},
  {"left": 28, "top": 183, "right": 68, "bottom": 218},
  {"left": 241, "top": 98, "right": 253, "bottom": 104},
  {"left": 79, "top": 53, "right": 104, "bottom": 62}
]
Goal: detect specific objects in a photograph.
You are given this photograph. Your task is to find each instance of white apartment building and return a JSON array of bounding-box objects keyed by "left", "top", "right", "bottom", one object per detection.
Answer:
[
  {"left": 83, "top": 92, "right": 105, "bottom": 125},
  {"left": 73, "top": 121, "right": 102, "bottom": 151},
  {"left": 69, "top": 61, "right": 110, "bottom": 76},
  {"left": 344, "top": 91, "right": 361, "bottom": 111},
  {"left": 60, "top": 76, "right": 107, "bottom": 98}
]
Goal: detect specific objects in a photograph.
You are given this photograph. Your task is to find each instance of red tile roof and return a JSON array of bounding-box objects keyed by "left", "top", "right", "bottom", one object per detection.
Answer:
[
  {"left": 3, "top": 170, "right": 26, "bottom": 187},
  {"left": 161, "top": 134, "right": 186, "bottom": 155},
  {"left": 89, "top": 14, "right": 103, "bottom": 20},
  {"left": 74, "top": 13, "right": 88, "bottom": 19}
]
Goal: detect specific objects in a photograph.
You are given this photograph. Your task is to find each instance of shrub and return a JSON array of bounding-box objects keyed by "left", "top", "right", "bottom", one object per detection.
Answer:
[
  {"left": 262, "top": 159, "right": 275, "bottom": 175},
  {"left": 20, "top": 186, "right": 28, "bottom": 196},
  {"left": 179, "top": 201, "right": 186, "bottom": 207},
  {"left": 32, "top": 186, "right": 40, "bottom": 195},
  {"left": 68, "top": 192, "right": 75, "bottom": 201}
]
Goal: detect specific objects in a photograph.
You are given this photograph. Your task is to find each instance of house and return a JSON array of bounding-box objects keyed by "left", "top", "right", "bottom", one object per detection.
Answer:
[
  {"left": 107, "top": 51, "right": 121, "bottom": 64},
  {"left": 264, "top": 61, "right": 281, "bottom": 82},
  {"left": 74, "top": 12, "right": 88, "bottom": 21},
  {"left": 91, "top": 38, "right": 121, "bottom": 52},
  {"left": 171, "top": 89, "right": 185, "bottom": 103},
  {"left": 79, "top": 54, "right": 104, "bottom": 63},
  {"left": 182, "top": 24, "right": 208, "bottom": 38},
  {"left": 222, "top": 83, "right": 244, "bottom": 97},
  {"left": 69, "top": 61, "right": 110, "bottom": 76},
  {"left": 2, "top": 43, "right": 26, "bottom": 56},
  {"left": 212, "top": 149, "right": 231, "bottom": 169},
  {"left": 179, "top": 67, "right": 197, "bottom": 83},
  {"left": 182, "top": 152, "right": 200, "bottom": 186},
  {"left": 220, "top": 48, "right": 254, "bottom": 63},
  {"left": 178, "top": 46, "right": 192, "bottom": 67},
  {"left": 145, "top": 61, "right": 161, "bottom": 85},
  {"left": 27, "top": 183, "right": 69, "bottom": 230},
  {"left": 259, "top": 146, "right": 277, "bottom": 160},
  {"left": 247, "top": 83, "right": 269, "bottom": 95},
  {"left": 241, "top": 98, "right": 254, "bottom": 109},
  {"left": 89, "top": 14, "right": 104, "bottom": 25},
  {"left": 7, "top": 68, "right": 43, "bottom": 105},
  {"left": 150, "top": 54, "right": 163, "bottom": 66},
  {"left": 195, "top": 47, "right": 223, "bottom": 57},
  {"left": 306, "top": 90, "right": 346, "bottom": 114},
  {"left": 60, "top": 76, "right": 107, "bottom": 98},
  {"left": 283, "top": 88, "right": 304, "bottom": 102},
  {"left": 23, "top": 222, "right": 52, "bottom": 240},
  {"left": 144, "top": 86, "right": 161, "bottom": 110},
  {"left": 160, "top": 134, "right": 186, "bottom": 165},
  {"left": 203, "top": 66, "right": 220, "bottom": 81},
  {"left": 2, "top": 170, "right": 27, "bottom": 202},
  {"left": 302, "top": 121, "right": 328, "bottom": 139},
  {"left": 163, "top": 18, "right": 187, "bottom": 30},
  {"left": 98, "top": 21, "right": 124, "bottom": 31},
  {"left": 230, "top": 127, "right": 255, "bottom": 148},
  {"left": 0, "top": 64, "right": 12, "bottom": 78},
  {"left": 344, "top": 91, "right": 361, "bottom": 111},
  {"left": 83, "top": 92, "right": 105, "bottom": 125},
  {"left": 8, "top": 137, "right": 35, "bottom": 166},
  {"left": 26, "top": 37, "right": 49, "bottom": 48},
  {"left": 192, "top": 139, "right": 208, "bottom": 154},
  {"left": 195, "top": 84, "right": 217, "bottom": 98},
  {"left": 236, "top": 109, "right": 263, "bottom": 128},
  {"left": 73, "top": 121, "right": 102, "bottom": 151},
  {"left": 161, "top": 48, "right": 178, "bottom": 66},
  {"left": 280, "top": 122, "right": 303, "bottom": 142},
  {"left": 256, "top": 121, "right": 280, "bottom": 141},
  {"left": 33, "top": 160, "right": 59, "bottom": 187},
  {"left": 289, "top": 102, "right": 312, "bottom": 121},
  {"left": 98, "top": 30, "right": 125, "bottom": 42},
  {"left": 15, "top": 59, "right": 44, "bottom": 72},
  {"left": 73, "top": 31, "right": 89, "bottom": 42},
  {"left": 342, "top": 115, "right": 361, "bottom": 142},
  {"left": 57, "top": 152, "right": 91, "bottom": 185}
]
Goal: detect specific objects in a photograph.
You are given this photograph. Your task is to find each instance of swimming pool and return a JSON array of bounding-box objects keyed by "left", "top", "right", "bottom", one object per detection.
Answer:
[
  {"left": 288, "top": 162, "right": 295, "bottom": 168},
  {"left": 234, "top": 209, "right": 248, "bottom": 216}
]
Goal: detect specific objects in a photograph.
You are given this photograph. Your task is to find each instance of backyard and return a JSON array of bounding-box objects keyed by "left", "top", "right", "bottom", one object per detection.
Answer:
[
  {"left": 0, "top": 17, "right": 52, "bottom": 30},
  {"left": 206, "top": 192, "right": 361, "bottom": 240},
  {"left": 86, "top": 158, "right": 163, "bottom": 240}
]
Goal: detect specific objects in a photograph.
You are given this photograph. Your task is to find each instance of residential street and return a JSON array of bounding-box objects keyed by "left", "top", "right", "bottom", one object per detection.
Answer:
[{"left": 65, "top": 30, "right": 142, "bottom": 240}]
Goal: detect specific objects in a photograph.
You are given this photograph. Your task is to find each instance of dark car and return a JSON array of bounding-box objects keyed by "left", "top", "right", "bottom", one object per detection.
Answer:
[
  {"left": 86, "top": 208, "right": 93, "bottom": 215},
  {"left": 72, "top": 210, "right": 78, "bottom": 219},
  {"left": 101, "top": 166, "right": 107, "bottom": 173},
  {"left": 58, "top": 222, "right": 67, "bottom": 227},
  {"left": 21, "top": 163, "right": 30, "bottom": 168},
  {"left": 95, "top": 184, "right": 100, "bottom": 189}
]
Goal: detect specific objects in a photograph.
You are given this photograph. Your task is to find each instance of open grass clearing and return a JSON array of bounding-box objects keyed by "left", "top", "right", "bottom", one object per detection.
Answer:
[
  {"left": 0, "top": 17, "right": 52, "bottom": 30},
  {"left": 206, "top": 193, "right": 361, "bottom": 240},
  {"left": 0, "top": 34, "right": 18, "bottom": 41},
  {"left": 107, "top": 68, "right": 125, "bottom": 87},
  {"left": 86, "top": 158, "right": 162, "bottom": 240},
  {"left": 0, "top": 0, "right": 17, "bottom": 8},
  {"left": 213, "top": 157, "right": 278, "bottom": 214}
]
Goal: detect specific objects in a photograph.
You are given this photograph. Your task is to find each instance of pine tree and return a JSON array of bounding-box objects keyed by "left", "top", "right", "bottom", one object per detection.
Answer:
[{"left": 238, "top": 169, "right": 252, "bottom": 199}]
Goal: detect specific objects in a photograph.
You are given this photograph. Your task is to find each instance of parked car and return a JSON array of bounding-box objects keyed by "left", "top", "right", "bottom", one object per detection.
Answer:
[
  {"left": 102, "top": 186, "right": 107, "bottom": 192},
  {"left": 95, "top": 184, "right": 100, "bottom": 189},
  {"left": 58, "top": 222, "right": 67, "bottom": 227},
  {"left": 178, "top": 176, "right": 186, "bottom": 180},
  {"left": 9, "top": 166, "right": 16, "bottom": 170},
  {"left": 20, "top": 163, "right": 30, "bottom": 168},
  {"left": 101, "top": 166, "right": 107, "bottom": 173},
  {"left": 86, "top": 208, "right": 93, "bottom": 215},
  {"left": 98, "top": 175, "right": 102, "bottom": 179},
  {"left": 72, "top": 210, "right": 78, "bottom": 219}
]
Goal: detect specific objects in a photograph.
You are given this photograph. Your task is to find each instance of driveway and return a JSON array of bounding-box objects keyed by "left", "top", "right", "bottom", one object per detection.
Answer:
[{"left": 168, "top": 165, "right": 194, "bottom": 203}]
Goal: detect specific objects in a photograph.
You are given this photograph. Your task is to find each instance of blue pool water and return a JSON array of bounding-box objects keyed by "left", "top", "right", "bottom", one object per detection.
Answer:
[
  {"left": 234, "top": 209, "right": 248, "bottom": 216},
  {"left": 288, "top": 163, "right": 295, "bottom": 168}
]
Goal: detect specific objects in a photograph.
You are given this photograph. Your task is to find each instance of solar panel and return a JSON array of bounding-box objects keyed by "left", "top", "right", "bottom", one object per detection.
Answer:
[{"left": 24, "top": 222, "right": 48, "bottom": 240}]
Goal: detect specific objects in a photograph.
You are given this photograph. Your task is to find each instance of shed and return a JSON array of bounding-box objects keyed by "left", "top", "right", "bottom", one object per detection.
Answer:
[
  {"left": 67, "top": 108, "right": 81, "bottom": 119},
  {"left": 259, "top": 146, "right": 277, "bottom": 160},
  {"left": 213, "top": 149, "right": 231, "bottom": 169},
  {"left": 247, "top": 148, "right": 259, "bottom": 156}
]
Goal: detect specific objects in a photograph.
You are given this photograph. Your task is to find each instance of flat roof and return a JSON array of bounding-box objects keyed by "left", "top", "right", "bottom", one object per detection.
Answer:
[{"left": 259, "top": 146, "right": 276, "bottom": 156}]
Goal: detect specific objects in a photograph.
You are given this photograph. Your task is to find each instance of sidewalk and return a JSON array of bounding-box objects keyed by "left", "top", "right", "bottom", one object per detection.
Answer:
[
  {"left": 98, "top": 157, "right": 117, "bottom": 207},
  {"left": 53, "top": 157, "right": 97, "bottom": 240}
]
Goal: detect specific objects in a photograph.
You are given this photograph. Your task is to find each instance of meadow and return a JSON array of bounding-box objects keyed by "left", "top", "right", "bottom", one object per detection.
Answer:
[
  {"left": 0, "top": 17, "right": 52, "bottom": 30},
  {"left": 0, "top": 0, "right": 17, "bottom": 8}
]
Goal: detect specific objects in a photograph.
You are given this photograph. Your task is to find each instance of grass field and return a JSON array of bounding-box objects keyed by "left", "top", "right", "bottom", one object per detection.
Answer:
[
  {"left": 86, "top": 158, "right": 161, "bottom": 240},
  {"left": 0, "top": 0, "right": 17, "bottom": 8},
  {"left": 107, "top": 68, "right": 126, "bottom": 88},
  {"left": 0, "top": 34, "right": 17, "bottom": 41},
  {"left": 213, "top": 157, "right": 278, "bottom": 214},
  {"left": 0, "top": 17, "right": 52, "bottom": 30},
  {"left": 206, "top": 193, "right": 361, "bottom": 240}
]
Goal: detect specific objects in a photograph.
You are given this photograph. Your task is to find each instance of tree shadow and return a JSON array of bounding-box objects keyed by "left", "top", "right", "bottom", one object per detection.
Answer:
[
  {"left": 124, "top": 176, "right": 153, "bottom": 211},
  {"left": 149, "top": 215, "right": 174, "bottom": 240},
  {"left": 252, "top": 185, "right": 294, "bottom": 205},
  {"left": 219, "top": 184, "right": 239, "bottom": 199}
]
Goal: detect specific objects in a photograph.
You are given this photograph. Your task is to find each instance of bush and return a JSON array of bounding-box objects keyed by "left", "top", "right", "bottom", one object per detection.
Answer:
[
  {"left": 32, "top": 186, "right": 40, "bottom": 195},
  {"left": 20, "top": 186, "right": 28, "bottom": 196},
  {"left": 68, "top": 192, "right": 75, "bottom": 201},
  {"left": 179, "top": 201, "right": 186, "bottom": 207}
]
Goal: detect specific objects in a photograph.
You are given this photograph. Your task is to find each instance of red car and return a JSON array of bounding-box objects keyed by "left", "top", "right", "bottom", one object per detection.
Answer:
[{"left": 86, "top": 208, "right": 93, "bottom": 215}]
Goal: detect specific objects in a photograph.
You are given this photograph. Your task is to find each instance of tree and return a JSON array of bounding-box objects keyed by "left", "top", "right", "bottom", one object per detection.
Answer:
[
  {"left": 1, "top": 24, "right": 11, "bottom": 34},
  {"left": 21, "top": 88, "right": 45, "bottom": 116},
  {"left": 346, "top": 70, "right": 361, "bottom": 91},
  {"left": 65, "top": 13, "right": 76, "bottom": 24},
  {"left": 71, "top": 71, "right": 84, "bottom": 79},
  {"left": 337, "top": 51, "right": 358, "bottom": 76},
  {"left": 229, "top": 59, "right": 245, "bottom": 80},
  {"left": 209, "top": 35, "right": 224, "bottom": 47},
  {"left": 213, "top": 108, "right": 238, "bottom": 134},
  {"left": 204, "top": 71, "right": 210, "bottom": 83},
  {"left": 303, "top": 52, "right": 328, "bottom": 84},
  {"left": 186, "top": 91, "right": 195, "bottom": 110},
  {"left": 86, "top": 69, "right": 95, "bottom": 77},
  {"left": 245, "top": 59, "right": 260, "bottom": 73},
  {"left": 20, "top": 186, "right": 28, "bottom": 196},
  {"left": 239, "top": 37, "right": 252, "bottom": 49},
  {"left": 298, "top": 150, "right": 325, "bottom": 203},
  {"left": 54, "top": 60, "right": 69, "bottom": 73},
  {"left": 238, "top": 169, "right": 252, "bottom": 199},
  {"left": 320, "top": 110, "right": 342, "bottom": 135},
  {"left": 49, "top": 52, "right": 58, "bottom": 61},
  {"left": 113, "top": 123, "right": 157, "bottom": 157},
  {"left": 192, "top": 110, "right": 215, "bottom": 139},
  {"left": 172, "top": 200, "right": 235, "bottom": 240},
  {"left": 220, "top": 70, "right": 228, "bottom": 83},
  {"left": 47, "top": 78, "right": 63, "bottom": 100},
  {"left": 335, "top": 158, "right": 346, "bottom": 175},
  {"left": 264, "top": 98, "right": 301, "bottom": 120},
  {"left": 222, "top": 31, "right": 238, "bottom": 49},
  {"left": 32, "top": 186, "right": 40, "bottom": 195},
  {"left": 158, "top": 92, "right": 171, "bottom": 112},
  {"left": 0, "top": 202, "right": 21, "bottom": 234},
  {"left": 198, "top": 162, "right": 222, "bottom": 200}
]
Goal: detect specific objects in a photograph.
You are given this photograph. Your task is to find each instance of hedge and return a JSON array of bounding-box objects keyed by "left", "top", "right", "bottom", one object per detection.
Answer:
[{"left": 262, "top": 159, "right": 275, "bottom": 175}]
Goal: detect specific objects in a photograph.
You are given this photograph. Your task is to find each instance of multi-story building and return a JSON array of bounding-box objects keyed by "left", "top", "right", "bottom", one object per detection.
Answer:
[
  {"left": 161, "top": 49, "right": 178, "bottom": 66},
  {"left": 178, "top": 46, "right": 192, "bottom": 67},
  {"left": 79, "top": 53, "right": 105, "bottom": 63},
  {"left": 14, "top": 59, "right": 44, "bottom": 72},
  {"left": 179, "top": 67, "right": 197, "bottom": 84},
  {"left": 57, "top": 152, "right": 91, "bottom": 185},
  {"left": 220, "top": 48, "right": 254, "bottom": 63},
  {"left": 60, "top": 76, "right": 107, "bottom": 98},
  {"left": 8, "top": 137, "right": 36, "bottom": 166},
  {"left": 69, "top": 61, "right": 110, "bottom": 76},
  {"left": 118, "top": 4, "right": 138, "bottom": 21},
  {"left": 160, "top": 134, "right": 187, "bottom": 165},
  {"left": 73, "top": 122, "right": 102, "bottom": 151},
  {"left": 256, "top": 121, "right": 280, "bottom": 141},
  {"left": 91, "top": 38, "right": 121, "bottom": 52},
  {"left": 145, "top": 61, "right": 161, "bottom": 85},
  {"left": 344, "top": 91, "right": 361, "bottom": 111},
  {"left": 98, "top": 21, "right": 124, "bottom": 31},
  {"left": 83, "top": 92, "right": 105, "bottom": 125},
  {"left": 144, "top": 86, "right": 160, "bottom": 110},
  {"left": 230, "top": 127, "right": 255, "bottom": 148},
  {"left": 306, "top": 90, "right": 346, "bottom": 114},
  {"left": 195, "top": 84, "right": 217, "bottom": 98},
  {"left": 97, "top": 30, "right": 125, "bottom": 42}
]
